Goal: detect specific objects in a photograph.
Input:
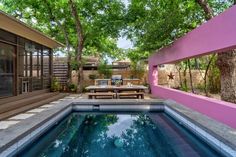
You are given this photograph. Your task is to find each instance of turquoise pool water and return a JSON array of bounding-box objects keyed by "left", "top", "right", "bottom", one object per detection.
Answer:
[{"left": 18, "top": 113, "right": 223, "bottom": 157}]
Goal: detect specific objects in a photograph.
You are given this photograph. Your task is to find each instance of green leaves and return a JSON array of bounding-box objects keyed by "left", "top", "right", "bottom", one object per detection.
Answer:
[
  {"left": 1, "top": 0, "right": 125, "bottom": 59},
  {"left": 1, "top": 0, "right": 233, "bottom": 61},
  {"left": 124, "top": 0, "right": 233, "bottom": 54}
]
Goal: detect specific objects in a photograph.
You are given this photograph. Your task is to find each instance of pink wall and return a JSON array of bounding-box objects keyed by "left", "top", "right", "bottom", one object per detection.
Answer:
[
  {"left": 149, "top": 5, "right": 236, "bottom": 65},
  {"left": 149, "top": 5, "right": 236, "bottom": 128},
  {"left": 152, "top": 85, "right": 236, "bottom": 128}
]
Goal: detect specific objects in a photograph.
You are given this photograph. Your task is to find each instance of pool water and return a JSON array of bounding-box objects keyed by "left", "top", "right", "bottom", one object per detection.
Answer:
[{"left": 18, "top": 113, "right": 223, "bottom": 157}]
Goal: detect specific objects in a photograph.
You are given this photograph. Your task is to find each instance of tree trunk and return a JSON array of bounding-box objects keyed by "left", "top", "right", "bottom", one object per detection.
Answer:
[
  {"left": 187, "top": 59, "right": 194, "bottom": 93},
  {"left": 175, "top": 64, "right": 183, "bottom": 88},
  {"left": 194, "top": 58, "right": 199, "bottom": 69},
  {"left": 216, "top": 51, "right": 236, "bottom": 103},
  {"left": 183, "top": 61, "right": 188, "bottom": 91},
  {"left": 203, "top": 54, "right": 216, "bottom": 96},
  {"left": 43, "top": 0, "right": 72, "bottom": 84},
  {"left": 196, "top": 0, "right": 236, "bottom": 103},
  {"left": 68, "top": 0, "right": 84, "bottom": 93},
  {"left": 195, "top": 0, "right": 213, "bottom": 20}
]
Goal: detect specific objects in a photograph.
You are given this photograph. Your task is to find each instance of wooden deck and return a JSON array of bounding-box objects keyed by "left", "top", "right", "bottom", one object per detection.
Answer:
[{"left": 0, "top": 90, "right": 67, "bottom": 120}]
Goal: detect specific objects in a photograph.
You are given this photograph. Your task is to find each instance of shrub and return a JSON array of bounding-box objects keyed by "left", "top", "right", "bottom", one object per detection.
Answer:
[
  {"left": 89, "top": 74, "right": 98, "bottom": 80},
  {"left": 68, "top": 83, "right": 77, "bottom": 92},
  {"left": 98, "top": 61, "right": 112, "bottom": 79},
  {"left": 130, "top": 62, "right": 145, "bottom": 79},
  {"left": 51, "top": 78, "right": 60, "bottom": 92}
]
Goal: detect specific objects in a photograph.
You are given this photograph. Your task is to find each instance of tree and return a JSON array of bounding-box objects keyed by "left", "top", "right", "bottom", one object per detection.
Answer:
[
  {"left": 1, "top": 0, "right": 125, "bottom": 93},
  {"left": 187, "top": 59, "right": 194, "bottom": 93},
  {"left": 195, "top": 0, "right": 236, "bottom": 103},
  {"left": 97, "top": 61, "right": 112, "bottom": 79},
  {"left": 125, "top": 0, "right": 205, "bottom": 52},
  {"left": 68, "top": 0, "right": 84, "bottom": 93}
]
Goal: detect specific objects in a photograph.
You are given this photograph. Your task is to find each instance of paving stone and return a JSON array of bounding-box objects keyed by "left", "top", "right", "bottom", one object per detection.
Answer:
[
  {"left": 50, "top": 101, "right": 61, "bottom": 104},
  {"left": 27, "top": 108, "right": 46, "bottom": 113},
  {"left": 40, "top": 104, "right": 54, "bottom": 108},
  {"left": 0, "top": 121, "right": 20, "bottom": 130},
  {"left": 9, "top": 114, "right": 35, "bottom": 120}
]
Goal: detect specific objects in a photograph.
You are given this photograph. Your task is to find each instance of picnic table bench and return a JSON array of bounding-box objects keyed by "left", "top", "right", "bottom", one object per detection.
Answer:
[
  {"left": 87, "top": 92, "right": 116, "bottom": 99},
  {"left": 86, "top": 85, "right": 147, "bottom": 99},
  {"left": 117, "top": 92, "right": 144, "bottom": 99}
]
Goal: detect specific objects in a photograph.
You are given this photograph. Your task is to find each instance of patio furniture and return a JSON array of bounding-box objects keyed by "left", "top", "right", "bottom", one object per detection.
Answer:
[
  {"left": 87, "top": 92, "right": 116, "bottom": 99},
  {"left": 96, "top": 79, "right": 110, "bottom": 86},
  {"left": 94, "top": 78, "right": 140, "bottom": 85},
  {"left": 117, "top": 92, "right": 144, "bottom": 99},
  {"left": 86, "top": 85, "right": 147, "bottom": 99},
  {"left": 111, "top": 75, "right": 123, "bottom": 85}
]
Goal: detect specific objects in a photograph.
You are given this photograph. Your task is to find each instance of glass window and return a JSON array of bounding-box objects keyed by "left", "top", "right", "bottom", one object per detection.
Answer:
[
  {"left": 32, "top": 44, "right": 42, "bottom": 90},
  {"left": 43, "top": 47, "right": 50, "bottom": 89},
  {"left": 0, "top": 29, "right": 16, "bottom": 44},
  {"left": 38, "top": 48, "right": 42, "bottom": 77},
  {"left": 18, "top": 37, "right": 25, "bottom": 47},
  {"left": 18, "top": 48, "right": 25, "bottom": 77},
  {"left": 43, "top": 48, "right": 50, "bottom": 77},
  {"left": 32, "top": 48, "right": 38, "bottom": 77},
  {"left": 0, "top": 42, "right": 15, "bottom": 97}
]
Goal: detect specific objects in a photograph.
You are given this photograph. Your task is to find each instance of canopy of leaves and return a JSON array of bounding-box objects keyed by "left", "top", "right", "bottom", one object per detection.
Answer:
[
  {"left": 1, "top": 0, "right": 234, "bottom": 60},
  {"left": 124, "top": 0, "right": 233, "bottom": 53},
  {"left": 1, "top": 0, "right": 126, "bottom": 58}
]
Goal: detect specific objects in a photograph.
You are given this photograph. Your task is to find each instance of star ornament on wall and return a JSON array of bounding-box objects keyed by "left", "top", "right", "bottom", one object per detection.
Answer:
[{"left": 168, "top": 72, "right": 175, "bottom": 80}]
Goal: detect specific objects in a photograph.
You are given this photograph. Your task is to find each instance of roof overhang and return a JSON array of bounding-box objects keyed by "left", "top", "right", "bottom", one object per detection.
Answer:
[{"left": 0, "top": 10, "right": 64, "bottom": 49}]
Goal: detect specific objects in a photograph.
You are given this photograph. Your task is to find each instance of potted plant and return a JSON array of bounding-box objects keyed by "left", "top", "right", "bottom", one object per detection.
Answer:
[
  {"left": 115, "top": 80, "right": 122, "bottom": 87},
  {"left": 68, "top": 83, "right": 77, "bottom": 92}
]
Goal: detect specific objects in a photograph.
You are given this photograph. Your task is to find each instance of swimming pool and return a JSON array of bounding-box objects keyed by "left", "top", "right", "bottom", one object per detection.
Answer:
[{"left": 17, "top": 112, "right": 223, "bottom": 157}]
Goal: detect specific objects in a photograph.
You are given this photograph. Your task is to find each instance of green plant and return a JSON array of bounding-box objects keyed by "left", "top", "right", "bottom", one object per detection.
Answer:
[
  {"left": 196, "top": 83, "right": 205, "bottom": 92},
  {"left": 98, "top": 61, "right": 112, "bottom": 79},
  {"left": 208, "top": 62, "right": 220, "bottom": 94},
  {"left": 68, "top": 83, "right": 77, "bottom": 92},
  {"left": 130, "top": 62, "right": 145, "bottom": 79},
  {"left": 115, "top": 80, "right": 122, "bottom": 86},
  {"left": 51, "top": 78, "right": 60, "bottom": 92},
  {"left": 89, "top": 74, "right": 98, "bottom": 80},
  {"left": 82, "top": 86, "right": 87, "bottom": 93},
  {"left": 180, "top": 83, "right": 189, "bottom": 92},
  {"left": 143, "top": 82, "right": 149, "bottom": 87}
]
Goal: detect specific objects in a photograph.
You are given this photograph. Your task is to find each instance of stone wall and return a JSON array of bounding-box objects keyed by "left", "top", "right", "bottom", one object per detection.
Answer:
[
  {"left": 158, "top": 67, "right": 205, "bottom": 89},
  {"left": 71, "top": 70, "right": 148, "bottom": 87},
  {"left": 71, "top": 65, "right": 204, "bottom": 89}
]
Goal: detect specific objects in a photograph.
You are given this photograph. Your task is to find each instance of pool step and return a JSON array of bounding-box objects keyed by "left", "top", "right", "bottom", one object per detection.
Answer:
[{"left": 0, "top": 93, "right": 67, "bottom": 120}]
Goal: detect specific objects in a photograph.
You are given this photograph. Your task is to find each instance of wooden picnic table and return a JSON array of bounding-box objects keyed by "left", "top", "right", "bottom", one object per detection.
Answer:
[
  {"left": 86, "top": 85, "right": 147, "bottom": 99},
  {"left": 85, "top": 85, "right": 148, "bottom": 93}
]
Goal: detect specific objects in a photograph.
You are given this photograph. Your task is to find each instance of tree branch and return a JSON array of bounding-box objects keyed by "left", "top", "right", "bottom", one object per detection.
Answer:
[{"left": 195, "top": 0, "right": 214, "bottom": 20}]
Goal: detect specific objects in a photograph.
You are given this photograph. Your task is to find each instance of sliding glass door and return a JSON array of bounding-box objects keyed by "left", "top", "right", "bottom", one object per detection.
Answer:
[{"left": 0, "top": 42, "right": 15, "bottom": 97}]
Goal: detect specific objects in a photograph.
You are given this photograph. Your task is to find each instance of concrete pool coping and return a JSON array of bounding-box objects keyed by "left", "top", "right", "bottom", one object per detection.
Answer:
[
  {"left": 165, "top": 100, "right": 236, "bottom": 148},
  {"left": 0, "top": 98, "right": 235, "bottom": 157}
]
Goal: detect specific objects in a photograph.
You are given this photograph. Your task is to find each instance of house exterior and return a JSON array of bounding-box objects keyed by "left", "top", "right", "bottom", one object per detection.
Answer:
[{"left": 0, "top": 11, "right": 63, "bottom": 98}]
